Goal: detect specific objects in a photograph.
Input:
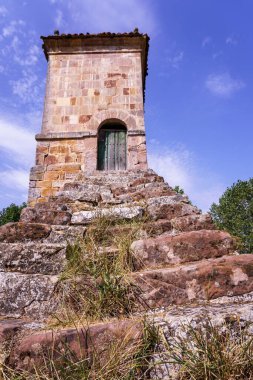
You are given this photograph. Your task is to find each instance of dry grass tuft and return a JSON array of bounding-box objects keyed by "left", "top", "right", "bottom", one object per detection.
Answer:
[
  {"left": 52, "top": 214, "right": 147, "bottom": 325},
  {"left": 163, "top": 318, "right": 253, "bottom": 380},
  {"left": 1, "top": 321, "right": 159, "bottom": 380}
]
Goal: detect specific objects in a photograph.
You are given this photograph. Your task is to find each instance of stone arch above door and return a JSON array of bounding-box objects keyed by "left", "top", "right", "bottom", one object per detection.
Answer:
[{"left": 87, "top": 110, "right": 137, "bottom": 133}]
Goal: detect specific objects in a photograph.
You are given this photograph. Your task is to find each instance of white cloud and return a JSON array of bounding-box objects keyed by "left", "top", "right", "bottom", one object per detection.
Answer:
[
  {"left": 202, "top": 36, "right": 211, "bottom": 48},
  {"left": 168, "top": 51, "right": 184, "bottom": 69},
  {"left": 2, "top": 20, "right": 25, "bottom": 37},
  {"left": 64, "top": 0, "right": 156, "bottom": 34},
  {"left": 0, "top": 117, "right": 35, "bottom": 165},
  {"left": 0, "top": 6, "right": 8, "bottom": 17},
  {"left": 205, "top": 73, "right": 245, "bottom": 97},
  {"left": 14, "top": 44, "right": 40, "bottom": 66},
  {"left": 0, "top": 117, "right": 36, "bottom": 206},
  {"left": 148, "top": 142, "right": 225, "bottom": 211},
  {"left": 212, "top": 51, "right": 222, "bottom": 60},
  {"left": 0, "top": 169, "right": 29, "bottom": 191},
  {"left": 55, "top": 9, "right": 63, "bottom": 27},
  {"left": 9, "top": 69, "right": 44, "bottom": 104},
  {"left": 226, "top": 36, "right": 237, "bottom": 46}
]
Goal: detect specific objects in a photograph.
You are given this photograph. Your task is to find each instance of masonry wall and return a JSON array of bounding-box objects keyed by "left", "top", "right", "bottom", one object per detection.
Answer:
[{"left": 28, "top": 45, "right": 148, "bottom": 206}]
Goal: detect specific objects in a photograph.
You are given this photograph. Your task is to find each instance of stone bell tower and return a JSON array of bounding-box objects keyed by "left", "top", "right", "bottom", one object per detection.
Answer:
[{"left": 28, "top": 31, "right": 149, "bottom": 206}]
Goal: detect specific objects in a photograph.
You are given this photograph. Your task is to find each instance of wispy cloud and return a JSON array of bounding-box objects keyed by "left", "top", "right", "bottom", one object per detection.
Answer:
[
  {"left": 55, "top": 9, "right": 63, "bottom": 28},
  {"left": 0, "top": 169, "right": 29, "bottom": 191},
  {"left": 9, "top": 69, "right": 44, "bottom": 105},
  {"left": 205, "top": 73, "right": 245, "bottom": 97},
  {"left": 148, "top": 141, "right": 225, "bottom": 211},
  {"left": 202, "top": 36, "right": 212, "bottom": 48},
  {"left": 0, "top": 117, "right": 36, "bottom": 206},
  {"left": 167, "top": 50, "right": 184, "bottom": 69},
  {"left": 0, "top": 117, "right": 35, "bottom": 164},
  {"left": 0, "top": 6, "right": 8, "bottom": 17},
  {"left": 226, "top": 36, "right": 238, "bottom": 46},
  {"left": 2, "top": 19, "right": 25, "bottom": 37},
  {"left": 62, "top": 0, "right": 156, "bottom": 34}
]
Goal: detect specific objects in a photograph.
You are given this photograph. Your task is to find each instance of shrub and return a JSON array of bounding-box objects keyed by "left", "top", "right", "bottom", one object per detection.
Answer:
[
  {"left": 0, "top": 202, "right": 26, "bottom": 226},
  {"left": 210, "top": 179, "right": 253, "bottom": 253}
]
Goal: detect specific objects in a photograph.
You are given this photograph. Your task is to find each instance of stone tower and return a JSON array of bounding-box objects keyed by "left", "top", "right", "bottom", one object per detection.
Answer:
[
  {"left": 1, "top": 31, "right": 253, "bottom": 377},
  {"left": 28, "top": 31, "right": 149, "bottom": 206}
]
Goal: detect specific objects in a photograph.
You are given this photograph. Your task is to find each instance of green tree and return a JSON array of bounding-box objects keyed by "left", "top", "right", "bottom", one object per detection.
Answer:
[
  {"left": 210, "top": 179, "right": 253, "bottom": 253},
  {"left": 0, "top": 202, "right": 26, "bottom": 226}
]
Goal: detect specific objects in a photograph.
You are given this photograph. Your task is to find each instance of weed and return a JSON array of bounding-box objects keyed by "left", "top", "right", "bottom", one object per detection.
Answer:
[
  {"left": 53, "top": 214, "right": 146, "bottom": 325},
  {"left": 163, "top": 318, "right": 253, "bottom": 380},
  {"left": 2, "top": 321, "right": 160, "bottom": 380}
]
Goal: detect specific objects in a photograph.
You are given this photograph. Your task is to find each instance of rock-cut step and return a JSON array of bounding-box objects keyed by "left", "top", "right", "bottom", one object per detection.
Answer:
[
  {"left": 131, "top": 229, "right": 236, "bottom": 270},
  {"left": 132, "top": 254, "right": 253, "bottom": 310},
  {"left": 4, "top": 318, "right": 142, "bottom": 372}
]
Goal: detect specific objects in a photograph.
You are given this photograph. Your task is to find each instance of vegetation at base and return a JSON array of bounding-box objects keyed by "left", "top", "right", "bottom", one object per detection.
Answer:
[
  {"left": 53, "top": 214, "right": 147, "bottom": 325},
  {"left": 164, "top": 319, "right": 253, "bottom": 380},
  {"left": 1, "top": 321, "right": 160, "bottom": 380},
  {"left": 3, "top": 318, "right": 253, "bottom": 380},
  {"left": 210, "top": 178, "right": 253, "bottom": 253},
  {"left": 0, "top": 202, "right": 26, "bottom": 226}
]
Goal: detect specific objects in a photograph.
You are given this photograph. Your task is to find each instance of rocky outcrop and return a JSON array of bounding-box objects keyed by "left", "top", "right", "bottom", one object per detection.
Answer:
[{"left": 0, "top": 169, "right": 252, "bottom": 377}]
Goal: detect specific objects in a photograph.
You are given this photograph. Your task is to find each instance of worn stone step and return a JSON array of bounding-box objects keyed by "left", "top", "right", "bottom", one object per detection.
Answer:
[
  {"left": 131, "top": 230, "right": 235, "bottom": 270},
  {"left": 171, "top": 213, "right": 214, "bottom": 232},
  {"left": 21, "top": 206, "right": 72, "bottom": 225},
  {"left": 0, "top": 222, "right": 86, "bottom": 244},
  {"left": 132, "top": 254, "right": 253, "bottom": 310},
  {"left": 0, "top": 222, "right": 52, "bottom": 243},
  {"left": 0, "top": 272, "right": 58, "bottom": 319},
  {"left": 0, "top": 242, "right": 66, "bottom": 274},
  {"left": 146, "top": 195, "right": 200, "bottom": 220},
  {"left": 6, "top": 318, "right": 141, "bottom": 372},
  {"left": 71, "top": 205, "right": 144, "bottom": 225}
]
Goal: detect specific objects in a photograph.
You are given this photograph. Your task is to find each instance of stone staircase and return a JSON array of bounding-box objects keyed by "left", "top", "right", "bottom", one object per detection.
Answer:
[{"left": 1, "top": 169, "right": 253, "bottom": 376}]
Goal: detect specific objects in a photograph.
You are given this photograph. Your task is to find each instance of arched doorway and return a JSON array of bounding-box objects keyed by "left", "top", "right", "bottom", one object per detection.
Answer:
[{"left": 97, "top": 122, "right": 127, "bottom": 170}]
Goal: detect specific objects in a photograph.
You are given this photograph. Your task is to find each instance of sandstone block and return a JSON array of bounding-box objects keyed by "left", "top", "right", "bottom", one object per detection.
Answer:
[
  {"left": 0, "top": 222, "right": 51, "bottom": 243},
  {"left": 8, "top": 319, "right": 141, "bottom": 371},
  {"left": 171, "top": 213, "right": 214, "bottom": 232},
  {"left": 45, "top": 225, "right": 86, "bottom": 244},
  {"left": 0, "top": 242, "right": 66, "bottom": 274},
  {"left": 131, "top": 230, "right": 236, "bottom": 269},
  {"left": 147, "top": 195, "right": 200, "bottom": 220},
  {"left": 0, "top": 272, "right": 58, "bottom": 319},
  {"left": 71, "top": 205, "right": 144, "bottom": 224},
  {"left": 21, "top": 207, "right": 71, "bottom": 225},
  {"left": 132, "top": 254, "right": 253, "bottom": 309}
]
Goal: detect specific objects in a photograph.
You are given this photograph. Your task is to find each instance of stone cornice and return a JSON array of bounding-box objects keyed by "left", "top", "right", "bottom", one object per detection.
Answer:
[{"left": 36, "top": 130, "right": 145, "bottom": 141}]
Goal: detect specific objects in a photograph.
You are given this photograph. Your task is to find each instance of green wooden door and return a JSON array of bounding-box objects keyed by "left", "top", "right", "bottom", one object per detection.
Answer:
[{"left": 98, "top": 129, "right": 126, "bottom": 170}]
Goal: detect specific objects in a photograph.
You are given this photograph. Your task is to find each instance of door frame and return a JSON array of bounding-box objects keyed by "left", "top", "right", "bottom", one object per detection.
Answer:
[{"left": 97, "top": 122, "right": 127, "bottom": 171}]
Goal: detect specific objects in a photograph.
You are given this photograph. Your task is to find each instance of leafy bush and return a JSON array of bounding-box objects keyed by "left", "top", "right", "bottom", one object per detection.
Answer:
[
  {"left": 173, "top": 185, "right": 185, "bottom": 195},
  {"left": 0, "top": 202, "right": 26, "bottom": 226},
  {"left": 210, "top": 179, "right": 253, "bottom": 253}
]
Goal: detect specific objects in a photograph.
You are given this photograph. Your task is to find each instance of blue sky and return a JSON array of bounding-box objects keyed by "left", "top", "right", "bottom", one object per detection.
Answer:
[{"left": 0, "top": 0, "right": 252, "bottom": 211}]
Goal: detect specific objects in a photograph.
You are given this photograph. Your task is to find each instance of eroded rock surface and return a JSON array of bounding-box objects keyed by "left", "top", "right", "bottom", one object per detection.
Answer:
[{"left": 0, "top": 169, "right": 252, "bottom": 377}]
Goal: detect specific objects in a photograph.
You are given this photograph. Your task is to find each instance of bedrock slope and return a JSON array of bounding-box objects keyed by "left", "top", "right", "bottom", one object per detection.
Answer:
[{"left": 0, "top": 169, "right": 252, "bottom": 378}]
